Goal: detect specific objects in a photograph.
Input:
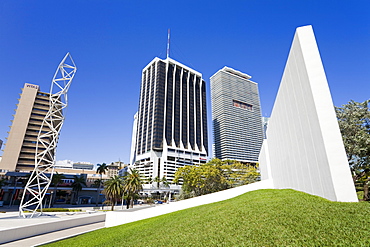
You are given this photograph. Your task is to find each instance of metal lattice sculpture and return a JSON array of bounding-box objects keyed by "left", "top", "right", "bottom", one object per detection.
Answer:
[{"left": 19, "top": 53, "right": 77, "bottom": 218}]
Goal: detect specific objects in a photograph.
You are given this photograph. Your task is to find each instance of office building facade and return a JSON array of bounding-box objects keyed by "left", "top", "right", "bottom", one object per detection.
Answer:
[
  {"left": 0, "top": 83, "right": 53, "bottom": 171},
  {"left": 131, "top": 57, "right": 208, "bottom": 184},
  {"left": 211, "top": 67, "right": 263, "bottom": 163},
  {"left": 72, "top": 162, "right": 94, "bottom": 170}
]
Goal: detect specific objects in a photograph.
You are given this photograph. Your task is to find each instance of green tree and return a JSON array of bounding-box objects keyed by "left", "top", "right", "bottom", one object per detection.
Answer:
[
  {"left": 354, "top": 169, "right": 370, "bottom": 201},
  {"left": 174, "top": 159, "right": 228, "bottom": 197},
  {"left": 174, "top": 158, "right": 260, "bottom": 199},
  {"left": 161, "top": 176, "right": 170, "bottom": 188},
  {"left": 161, "top": 176, "right": 171, "bottom": 202},
  {"left": 223, "top": 161, "right": 260, "bottom": 188},
  {"left": 174, "top": 165, "right": 203, "bottom": 197},
  {"left": 123, "top": 168, "right": 143, "bottom": 209},
  {"left": 51, "top": 172, "right": 65, "bottom": 206},
  {"left": 199, "top": 161, "right": 228, "bottom": 194},
  {"left": 146, "top": 176, "right": 153, "bottom": 185},
  {"left": 93, "top": 179, "right": 102, "bottom": 188},
  {"left": 103, "top": 175, "right": 124, "bottom": 211},
  {"left": 153, "top": 176, "right": 161, "bottom": 189},
  {"left": 96, "top": 163, "right": 108, "bottom": 205},
  {"left": 71, "top": 175, "right": 87, "bottom": 204},
  {"left": 336, "top": 100, "right": 370, "bottom": 168},
  {"left": 336, "top": 99, "right": 370, "bottom": 200}
]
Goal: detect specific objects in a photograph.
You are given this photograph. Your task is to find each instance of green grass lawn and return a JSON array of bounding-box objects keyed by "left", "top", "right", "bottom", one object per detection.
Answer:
[{"left": 45, "top": 189, "right": 370, "bottom": 247}]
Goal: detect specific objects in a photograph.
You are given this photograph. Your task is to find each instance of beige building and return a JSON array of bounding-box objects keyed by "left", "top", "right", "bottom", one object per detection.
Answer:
[
  {"left": 106, "top": 162, "right": 122, "bottom": 177},
  {"left": 0, "top": 83, "right": 52, "bottom": 172}
]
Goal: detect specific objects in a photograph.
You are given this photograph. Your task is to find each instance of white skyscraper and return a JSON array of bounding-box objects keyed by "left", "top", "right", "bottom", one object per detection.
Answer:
[{"left": 131, "top": 57, "right": 208, "bottom": 184}]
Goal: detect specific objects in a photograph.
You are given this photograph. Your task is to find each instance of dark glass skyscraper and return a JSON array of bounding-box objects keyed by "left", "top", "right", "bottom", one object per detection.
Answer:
[{"left": 131, "top": 57, "right": 208, "bottom": 184}]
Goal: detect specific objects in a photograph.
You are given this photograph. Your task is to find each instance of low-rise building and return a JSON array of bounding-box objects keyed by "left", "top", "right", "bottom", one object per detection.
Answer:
[{"left": 72, "top": 162, "right": 94, "bottom": 170}]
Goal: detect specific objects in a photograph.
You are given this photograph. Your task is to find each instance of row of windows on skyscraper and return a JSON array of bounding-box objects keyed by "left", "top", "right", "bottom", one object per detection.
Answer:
[{"left": 130, "top": 57, "right": 265, "bottom": 184}]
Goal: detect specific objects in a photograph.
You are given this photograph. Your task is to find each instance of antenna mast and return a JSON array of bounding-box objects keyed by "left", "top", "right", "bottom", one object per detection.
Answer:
[{"left": 167, "top": 29, "right": 170, "bottom": 58}]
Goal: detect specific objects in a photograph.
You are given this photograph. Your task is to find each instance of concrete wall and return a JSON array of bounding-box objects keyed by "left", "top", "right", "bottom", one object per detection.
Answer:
[
  {"left": 105, "top": 179, "right": 273, "bottom": 227},
  {"left": 259, "top": 25, "right": 357, "bottom": 202}
]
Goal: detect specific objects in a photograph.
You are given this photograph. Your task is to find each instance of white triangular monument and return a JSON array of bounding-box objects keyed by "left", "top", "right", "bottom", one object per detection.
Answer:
[{"left": 259, "top": 25, "right": 358, "bottom": 202}]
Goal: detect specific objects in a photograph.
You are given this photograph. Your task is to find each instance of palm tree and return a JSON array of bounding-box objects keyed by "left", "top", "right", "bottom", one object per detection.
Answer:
[
  {"left": 123, "top": 168, "right": 143, "bottom": 209},
  {"left": 71, "top": 175, "right": 87, "bottom": 204},
  {"left": 161, "top": 176, "right": 171, "bottom": 202},
  {"left": 51, "top": 172, "right": 65, "bottom": 206},
  {"left": 161, "top": 176, "right": 170, "bottom": 188},
  {"left": 96, "top": 163, "right": 108, "bottom": 205},
  {"left": 104, "top": 175, "right": 124, "bottom": 211},
  {"left": 153, "top": 176, "right": 161, "bottom": 189},
  {"left": 93, "top": 179, "right": 102, "bottom": 188}
]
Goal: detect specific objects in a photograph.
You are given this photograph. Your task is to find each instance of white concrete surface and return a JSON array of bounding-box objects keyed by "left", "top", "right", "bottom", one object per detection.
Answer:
[
  {"left": 0, "top": 211, "right": 106, "bottom": 244},
  {"left": 2, "top": 222, "right": 105, "bottom": 247},
  {"left": 105, "top": 179, "right": 273, "bottom": 227},
  {"left": 259, "top": 25, "right": 357, "bottom": 202}
]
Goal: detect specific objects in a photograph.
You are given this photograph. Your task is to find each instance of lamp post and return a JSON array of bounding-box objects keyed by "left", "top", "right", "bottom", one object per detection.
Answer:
[{"left": 48, "top": 191, "right": 53, "bottom": 208}]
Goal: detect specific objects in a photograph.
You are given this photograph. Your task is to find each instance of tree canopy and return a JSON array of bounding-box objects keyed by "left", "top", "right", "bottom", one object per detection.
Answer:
[
  {"left": 123, "top": 168, "right": 143, "bottom": 209},
  {"left": 96, "top": 163, "right": 109, "bottom": 205},
  {"left": 97, "top": 163, "right": 108, "bottom": 176},
  {"left": 174, "top": 158, "right": 259, "bottom": 198},
  {"left": 104, "top": 175, "right": 124, "bottom": 211},
  {"left": 71, "top": 175, "right": 87, "bottom": 203},
  {"left": 336, "top": 99, "right": 370, "bottom": 169},
  {"left": 336, "top": 99, "right": 370, "bottom": 200}
]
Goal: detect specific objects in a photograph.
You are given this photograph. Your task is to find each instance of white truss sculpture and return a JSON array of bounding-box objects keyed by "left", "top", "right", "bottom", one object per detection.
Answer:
[{"left": 19, "top": 53, "right": 77, "bottom": 218}]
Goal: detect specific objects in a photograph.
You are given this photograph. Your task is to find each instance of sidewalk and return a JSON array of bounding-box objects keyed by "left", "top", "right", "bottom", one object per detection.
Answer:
[
  {"left": 0, "top": 203, "right": 154, "bottom": 246},
  {"left": 0, "top": 203, "right": 150, "bottom": 213},
  {"left": 2, "top": 222, "right": 105, "bottom": 247},
  {"left": 0, "top": 203, "right": 105, "bottom": 214},
  {"left": 0, "top": 210, "right": 106, "bottom": 245}
]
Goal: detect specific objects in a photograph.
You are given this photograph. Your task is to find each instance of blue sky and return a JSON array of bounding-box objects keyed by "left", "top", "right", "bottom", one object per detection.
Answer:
[{"left": 0, "top": 1, "right": 369, "bottom": 166}]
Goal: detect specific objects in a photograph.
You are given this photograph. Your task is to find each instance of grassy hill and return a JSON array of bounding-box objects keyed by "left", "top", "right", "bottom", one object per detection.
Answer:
[{"left": 45, "top": 189, "right": 370, "bottom": 246}]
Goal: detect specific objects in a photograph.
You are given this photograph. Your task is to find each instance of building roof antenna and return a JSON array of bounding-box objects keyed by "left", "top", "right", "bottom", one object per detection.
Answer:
[{"left": 167, "top": 29, "right": 170, "bottom": 58}]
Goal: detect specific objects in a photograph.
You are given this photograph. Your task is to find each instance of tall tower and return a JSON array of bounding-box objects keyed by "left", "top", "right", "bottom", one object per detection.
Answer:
[
  {"left": 131, "top": 57, "right": 208, "bottom": 184},
  {"left": 20, "top": 53, "right": 77, "bottom": 217},
  {"left": 0, "top": 83, "right": 52, "bottom": 171},
  {"left": 210, "top": 67, "right": 263, "bottom": 163}
]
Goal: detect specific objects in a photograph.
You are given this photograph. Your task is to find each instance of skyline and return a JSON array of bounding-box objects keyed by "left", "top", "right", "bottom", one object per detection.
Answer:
[{"left": 0, "top": 1, "right": 369, "bottom": 166}]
